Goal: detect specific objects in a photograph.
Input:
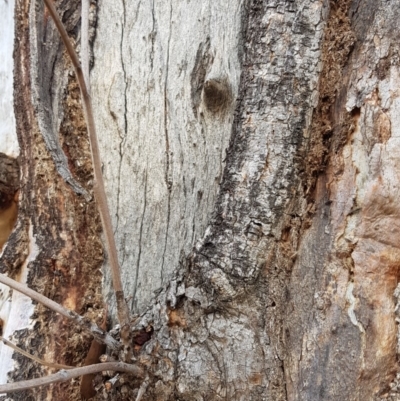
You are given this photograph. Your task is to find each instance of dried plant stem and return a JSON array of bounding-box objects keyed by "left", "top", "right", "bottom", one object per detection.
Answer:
[
  {"left": 42, "top": 0, "right": 130, "bottom": 331},
  {"left": 0, "top": 273, "right": 120, "bottom": 350},
  {"left": 0, "top": 336, "right": 73, "bottom": 370},
  {"left": 0, "top": 362, "right": 143, "bottom": 394}
]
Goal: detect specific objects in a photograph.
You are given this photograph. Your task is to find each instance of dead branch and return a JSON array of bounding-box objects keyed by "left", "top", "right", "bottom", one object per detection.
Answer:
[
  {"left": 0, "top": 273, "right": 120, "bottom": 350},
  {"left": 0, "top": 336, "right": 73, "bottom": 370},
  {"left": 42, "top": 0, "right": 130, "bottom": 332},
  {"left": 0, "top": 362, "right": 143, "bottom": 394}
]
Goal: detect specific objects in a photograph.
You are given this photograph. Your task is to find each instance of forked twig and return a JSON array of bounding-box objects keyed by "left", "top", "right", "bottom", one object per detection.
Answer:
[
  {"left": 0, "top": 273, "right": 120, "bottom": 350},
  {"left": 0, "top": 336, "right": 73, "bottom": 370},
  {"left": 42, "top": 0, "right": 130, "bottom": 331},
  {"left": 0, "top": 362, "right": 143, "bottom": 394}
]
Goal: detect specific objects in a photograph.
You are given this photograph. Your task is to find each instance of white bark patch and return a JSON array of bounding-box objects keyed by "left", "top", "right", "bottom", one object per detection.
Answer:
[
  {"left": 0, "top": 221, "right": 37, "bottom": 387},
  {"left": 0, "top": 0, "right": 19, "bottom": 158},
  {"left": 345, "top": 282, "right": 364, "bottom": 333}
]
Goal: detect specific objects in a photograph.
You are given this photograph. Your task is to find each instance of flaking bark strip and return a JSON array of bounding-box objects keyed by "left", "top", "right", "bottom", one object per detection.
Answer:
[{"left": 29, "top": 0, "right": 91, "bottom": 201}]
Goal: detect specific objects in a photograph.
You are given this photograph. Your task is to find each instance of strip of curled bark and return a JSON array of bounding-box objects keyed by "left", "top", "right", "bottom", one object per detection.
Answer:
[
  {"left": 0, "top": 273, "right": 120, "bottom": 351},
  {"left": 0, "top": 336, "right": 73, "bottom": 370},
  {"left": 42, "top": 0, "right": 130, "bottom": 332},
  {"left": 0, "top": 362, "right": 143, "bottom": 394}
]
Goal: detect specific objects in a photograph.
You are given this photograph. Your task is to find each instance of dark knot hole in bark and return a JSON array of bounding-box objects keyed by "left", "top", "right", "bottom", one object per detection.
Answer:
[{"left": 202, "top": 78, "right": 232, "bottom": 114}]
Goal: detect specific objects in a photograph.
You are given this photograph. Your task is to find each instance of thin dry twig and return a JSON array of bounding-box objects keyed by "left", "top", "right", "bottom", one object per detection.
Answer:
[
  {"left": 0, "top": 273, "right": 120, "bottom": 350},
  {"left": 0, "top": 362, "right": 143, "bottom": 394},
  {"left": 0, "top": 336, "right": 73, "bottom": 370},
  {"left": 42, "top": 0, "right": 130, "bottom": 332}
]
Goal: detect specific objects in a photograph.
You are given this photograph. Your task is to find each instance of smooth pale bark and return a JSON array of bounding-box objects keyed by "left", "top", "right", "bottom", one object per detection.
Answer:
[
  {"left": 0, "top": 0, "right": 27, "bottom": 389},
  {"left": 91, "top": 0, "right": 243, "bottom": 313},
  {"left": 0, "top": 0, "right": 19, "bottom": 158},
  {"left": 2, "top": 0, "right": 400, "bottom": 400}
]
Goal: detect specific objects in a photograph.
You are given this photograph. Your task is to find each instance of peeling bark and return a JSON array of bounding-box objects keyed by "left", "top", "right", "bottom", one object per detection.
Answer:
[
  {"left": 1, "top": 1, "right": 105, "bottom": 400},
  {"left": 286, "top": 1, "right": 400, "bottom": 400}
]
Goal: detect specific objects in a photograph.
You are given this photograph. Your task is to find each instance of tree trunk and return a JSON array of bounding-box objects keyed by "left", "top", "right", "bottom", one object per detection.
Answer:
[{"left": 1, "top": 0, "right": 400, "bottom": 400}]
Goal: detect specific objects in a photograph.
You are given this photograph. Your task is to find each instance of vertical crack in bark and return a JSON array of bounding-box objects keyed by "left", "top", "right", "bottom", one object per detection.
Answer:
[
  {"left": 150, "top": 0, "right": 156, "bottom": 71},
  {"left": 114, "top": 0, "right": 129, "bottom": 237},
  {"left": 160, "top": 3, "right": 173, "bottom": 282},
  {"left": 132, "top": 167, "right": 148, "bottom": 312}
]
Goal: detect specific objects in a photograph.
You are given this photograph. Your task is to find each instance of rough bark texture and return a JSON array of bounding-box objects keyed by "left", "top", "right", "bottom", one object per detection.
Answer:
[
  {"left": 112, "top": 0, "right": 327, "bottom": 399},
  {"left": 2, "top": 0, "right": 400, "bottom": 400},
  {"left": 286, "top": 1, "right": 400, "bottom": 400}
]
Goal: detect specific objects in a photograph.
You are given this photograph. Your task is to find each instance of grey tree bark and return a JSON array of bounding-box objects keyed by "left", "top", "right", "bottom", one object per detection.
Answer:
[{"left": 1, "top": 0, "right": 400, "bottom": 400}]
